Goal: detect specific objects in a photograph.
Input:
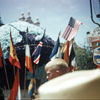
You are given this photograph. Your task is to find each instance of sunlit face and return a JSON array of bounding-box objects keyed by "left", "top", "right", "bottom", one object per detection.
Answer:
[
  {"left": 46, "top": 69, "right": 59, "bottom": 80},
  {"left": 46, "top": 68, "right": 65, "bottom": 80}
]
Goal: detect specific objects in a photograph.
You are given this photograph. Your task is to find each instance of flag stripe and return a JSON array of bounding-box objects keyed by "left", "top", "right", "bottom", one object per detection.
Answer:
[
  {"left": 28, "top": 78, "right": 36, "bottom": 97},
  {"left": 69, "top": 44, "right": 75, "bottom": 67},
  {"left": 33, "top": 55, "right": 40, "bottom": 64},
  {"left": 62, "top": 26, "right": 70, "bottom": 39},
  {"left": 65, "top": 27, "right": 72, "bottom": 40},
  {"left": 17, "top": 85, "right": 21, "bottom": 100},
  {"left": 49, "top": 36, "right": 61, "bottom": 60},
  {"left": 9, "top": 55, "right": 21, "bottom": 69},
  {"left": 9, "top": 31, "right": 21, "bottom": 69},
  {"left": 28, "top": 66, "right": 36, "bottom": 97},
  {"left": 32, "top": 42, "right": 43, "bottom": 55},
  {"left": 63, "top": 26, "right": 70, "bottom": 39},
  {"left": 25, "top": 56, "right": 33, "bottom": 73},
  {"left": 64, "top": 41, "right": 69, "bottom": 64},
  {"left": 8, "top": 69, "right": 19, "bottom": 100},
  {"left": 62, "top": 17, "right": 81, "bottom": 41},
  {"left": 68, "top": 20, "right": 81, "bottom": 41},
  {"left": 32, "top": 41, "right": 43, "bottom": 64},
  {"left": 62, "top": 26, "right": 69, "bottom": 38},
  {"left": 28, "top": 78, "right": 36, "bottom": 92},
  {"left": 25, "top": 45, "right": 33, "bottom": 73}
]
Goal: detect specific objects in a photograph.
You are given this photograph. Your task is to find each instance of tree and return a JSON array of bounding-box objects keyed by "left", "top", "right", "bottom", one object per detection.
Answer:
[{"left": 73, "top": 42, "right": 97, "bottom": 70}]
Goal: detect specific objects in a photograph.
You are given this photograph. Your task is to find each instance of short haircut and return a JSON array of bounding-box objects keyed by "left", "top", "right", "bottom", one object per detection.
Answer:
[{"left": 45, "top": 58, "right": 68, "bottom": 72}]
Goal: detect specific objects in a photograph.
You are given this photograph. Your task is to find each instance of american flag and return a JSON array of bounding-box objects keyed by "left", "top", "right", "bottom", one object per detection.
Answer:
[
  {"left": 62, "top": 17, "right": 82, "bottom": 41},
  {"left": 32, "top": 41, "right": 43, "bottom": 64}
]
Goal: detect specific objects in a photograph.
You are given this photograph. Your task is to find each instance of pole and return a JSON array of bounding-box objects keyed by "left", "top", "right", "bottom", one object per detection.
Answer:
[
  {"left": 13, "top": 67, "right": 16, "bottom": 78},
  {"left": 34, "top": 64, "right": 38, "bottom": 94},
  {"left": 24, "top": 27, "right": 29, "bottom": 97},
  {"left": 3, "top": 58, "right": 10, "bottom": 90},
  {"left": 3, "top": 58, "right": 10, "bottom": 98},
  {"left": 23, "top": 66, "right": 26, "bottom": 97}
]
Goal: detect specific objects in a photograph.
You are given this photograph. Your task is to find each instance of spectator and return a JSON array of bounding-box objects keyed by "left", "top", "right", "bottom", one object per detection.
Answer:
[{"left": 45, "top": 58, "right": 68, "bottom": 80}]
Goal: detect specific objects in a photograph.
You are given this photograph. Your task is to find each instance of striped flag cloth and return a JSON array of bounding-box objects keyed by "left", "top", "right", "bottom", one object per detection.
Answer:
[
  {"left": 17, "top": 85, "right": 21, "bottom": 100},
  {"left": 8, "top": 69, "right": 21, "bottom": 100},
  {"left": 0, "top": 43, "right": 3, "bottom": 68},
  {"left": 25, "top": 28, "right": 33, "bottom": 73},
  {"left": 63, "top": 41, "right": 70, "bottom": 64},
  {"left": 28, "top": 71, "right": 36, "bottom": 97},
  {"left": 69, "top": 44, "right": 75, "bottom": 66},
  {"left": 62, "top": 17, "right": 82, "bottom": 41},
  {"left": 32, "top": 41, "right": 43, "bottom": 64},
  {"left": 63, "top": 40, "right": 75, "bottom": 72},
  {"left": 25, "top": 44, "right": 33, "bottom": 73},
  {"left": 9, "top": 31, "right": 21, "bottom": 69},
  {"left": 49, "top": 36, "right": 60, "bottom": 60},
  {"left": 67, "top": 43, "right": 76, "bottom": 72}
]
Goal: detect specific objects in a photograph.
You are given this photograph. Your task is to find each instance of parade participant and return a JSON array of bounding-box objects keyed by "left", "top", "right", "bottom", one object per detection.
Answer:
[
  {"left": 37, "top": 69, "right": 100, "bottom": 99},
  {"left": 45, "top": 58, "right": 68, "bottom": 80}
]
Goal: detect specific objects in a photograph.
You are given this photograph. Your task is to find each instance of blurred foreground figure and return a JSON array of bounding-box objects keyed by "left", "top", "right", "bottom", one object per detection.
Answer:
[
  {"left": 45, "top": 59, "right": 68, "bottom": 80},
  {"left": 0, "top": 87, "right": 4, "bottom": 100},
  {"left": 37, "top": 69, "right": 100, "bottom": 99}
]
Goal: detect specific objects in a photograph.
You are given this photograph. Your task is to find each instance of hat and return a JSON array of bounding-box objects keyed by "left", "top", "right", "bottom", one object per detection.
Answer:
[{"left": 38, "top": 69, "right": 100, "bottom": 99}]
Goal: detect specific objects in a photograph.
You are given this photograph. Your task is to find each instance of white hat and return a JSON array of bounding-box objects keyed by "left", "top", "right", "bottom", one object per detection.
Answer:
[{"left": 38, "top": 69, "right": 100, "bottom": 99}]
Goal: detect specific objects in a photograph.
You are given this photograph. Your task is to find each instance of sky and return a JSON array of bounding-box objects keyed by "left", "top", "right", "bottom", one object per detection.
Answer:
[{"left": 0, "top": 0, "right": 99, "bottom": 47}]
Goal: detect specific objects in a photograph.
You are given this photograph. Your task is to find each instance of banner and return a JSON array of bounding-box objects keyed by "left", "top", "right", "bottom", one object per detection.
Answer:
[{"left": 87, "top": 27, "right": 100, "bottom": 67}]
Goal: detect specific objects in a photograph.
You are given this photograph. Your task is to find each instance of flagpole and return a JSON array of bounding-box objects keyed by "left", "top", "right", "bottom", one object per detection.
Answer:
[
  {"left": 3, "top": 58, "right": 10, "bottom": 98},
  {"left": 34, "top": 64, "right": 38, "bottom": 94},
  {"left": 31, "top": 38, "right": 43, "bottom": 96},
  {"left": 58, "top": 30, "right": 61, "bottom": 37},
  {"left": 3, "top": 58, "right": 10, "bottom": 90},
  {"left": 24, "top": 27, "right": 28, "bottom": 97},
  {"left": 23, "top": 66, "right": 26, "bottom": 97},
  {"left": 17, "top": 68, "right": 21, "bottom": 100},
  {"left": 40, "top": 29, "right": 46, "bottom": 84},
  {"left": 13, "top": 67, "right": 16, "bottom": 78}
]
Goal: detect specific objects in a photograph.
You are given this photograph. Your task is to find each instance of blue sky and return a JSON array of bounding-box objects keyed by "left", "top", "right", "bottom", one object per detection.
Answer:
[{"left": 0, "top": 0, "right": 99, "bottom": 47}]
